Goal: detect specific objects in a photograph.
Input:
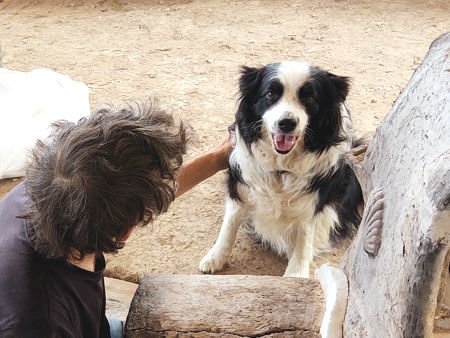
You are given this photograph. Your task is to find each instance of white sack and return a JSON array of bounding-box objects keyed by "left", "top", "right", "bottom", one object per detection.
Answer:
[{"left": 0, "top": 68, "right": 90, "bottom": 179}]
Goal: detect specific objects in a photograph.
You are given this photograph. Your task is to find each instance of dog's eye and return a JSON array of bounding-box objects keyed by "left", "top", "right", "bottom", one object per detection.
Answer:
[
  {"left": 298, "top": 84, "right": 315, "bottom": 104},
  {"left": 266, "top": 91, "right": 278, "bottom": 101},
  {"left": 303, "top": 96, "right": 315, "bottom": 104}
]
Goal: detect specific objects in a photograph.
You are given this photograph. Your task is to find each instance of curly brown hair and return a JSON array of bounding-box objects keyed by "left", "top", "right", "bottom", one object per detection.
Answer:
[{"left": 22, "top": 100, "right": 187, "bottom": 260}]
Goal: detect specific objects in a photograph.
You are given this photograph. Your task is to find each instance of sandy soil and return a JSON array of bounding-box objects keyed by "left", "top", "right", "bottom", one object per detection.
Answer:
[{"left": 0, "top": 0, "right": 448, "bottom": 283}]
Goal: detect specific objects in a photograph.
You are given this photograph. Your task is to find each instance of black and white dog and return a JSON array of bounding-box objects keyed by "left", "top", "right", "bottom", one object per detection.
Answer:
[{"left": 199, "top": 61, "right": 363, "bottom": 278}]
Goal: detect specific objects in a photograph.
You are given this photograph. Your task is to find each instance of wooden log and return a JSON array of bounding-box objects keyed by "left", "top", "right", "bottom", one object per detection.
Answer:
[
  {"left": 124, "top": 274, "right": 324, "bottom": 337},
  {"left": 0, "top": 178, "right": 22, "bottom": 200},
  {"left": 339, "top": 32, "right": 450, "bottom": 337},
  {"left": 105, "top": 277, "right": 138, "bottom": 321}
]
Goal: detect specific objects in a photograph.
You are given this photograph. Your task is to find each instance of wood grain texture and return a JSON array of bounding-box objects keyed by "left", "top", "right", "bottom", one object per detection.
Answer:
[
  {"left": 105, "top": 277, "right": 138, "bottom": 321},
  {"left": 340, "top": 32, "right": 450, "bottom": 337},
  {"left": 125, "top": 274, "right": 324, "bottom": 337},
  {"left": 0, "top": 178, "right": 22, "bottom": 200}
]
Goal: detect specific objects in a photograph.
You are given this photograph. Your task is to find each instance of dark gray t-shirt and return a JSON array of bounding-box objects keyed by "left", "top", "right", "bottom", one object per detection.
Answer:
[{"left": 0, "top": 183, "right": 110, "bottom": 338}]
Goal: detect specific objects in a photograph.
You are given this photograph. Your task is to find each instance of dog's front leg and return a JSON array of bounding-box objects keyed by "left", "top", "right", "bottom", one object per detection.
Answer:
[
  {"left": 283, "top": 225, "right": 315, "bottom": 278},
  {"left": 199, "top": 197, "right": 244, "bottom": 274}
]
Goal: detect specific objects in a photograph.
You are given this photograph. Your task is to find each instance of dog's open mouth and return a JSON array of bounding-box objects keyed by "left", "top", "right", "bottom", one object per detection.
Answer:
[{"left": 272, "top": 133, "right": 298, "bottom": 154}]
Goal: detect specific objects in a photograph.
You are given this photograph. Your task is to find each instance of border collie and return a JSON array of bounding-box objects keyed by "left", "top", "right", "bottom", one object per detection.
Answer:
[{"left": 199, "top": 61, "right": 363, "bottom": 278}]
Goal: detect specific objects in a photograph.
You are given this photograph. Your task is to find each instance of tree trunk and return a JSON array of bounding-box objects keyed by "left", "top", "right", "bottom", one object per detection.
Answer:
[{"left": 340, "top": 32, "right": 450, "bottom": 337}]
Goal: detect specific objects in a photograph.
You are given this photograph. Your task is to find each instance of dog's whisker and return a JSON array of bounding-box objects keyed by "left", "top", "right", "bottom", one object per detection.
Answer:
[
  {"left": 248, "top": 120, "right": 263, "bottom": 133},
  {"left": 304, "top": 127, "right": 315, "bottom": 144}
]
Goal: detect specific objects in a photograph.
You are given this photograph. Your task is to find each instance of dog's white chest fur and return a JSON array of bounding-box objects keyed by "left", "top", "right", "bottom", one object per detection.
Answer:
[{"left": 235, "top": 146, "right": 329, "bottom": 258}]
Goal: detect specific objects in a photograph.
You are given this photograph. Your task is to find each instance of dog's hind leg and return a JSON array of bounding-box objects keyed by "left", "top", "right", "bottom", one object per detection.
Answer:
[{"left": 199, "top": 197, "right": 245, "bottom": 274}]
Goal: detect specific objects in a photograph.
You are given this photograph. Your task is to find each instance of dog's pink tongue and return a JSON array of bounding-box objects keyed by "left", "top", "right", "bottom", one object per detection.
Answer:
[{"left": 273, "top": 133, "right": 296, "bottom": 151}]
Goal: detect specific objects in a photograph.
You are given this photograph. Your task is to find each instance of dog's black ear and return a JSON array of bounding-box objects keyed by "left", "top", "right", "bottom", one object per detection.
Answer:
[
  {"left": 239, "top": 66, "right": 264, "bottom": 99},
  {"left": 327, "top": 73, "right": 350, "bottom": 102}
]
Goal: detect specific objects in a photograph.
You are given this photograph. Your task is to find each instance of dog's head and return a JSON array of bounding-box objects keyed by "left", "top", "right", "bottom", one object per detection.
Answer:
[{"left": 235, "top": 61, "right": 350, "bottom": 160}]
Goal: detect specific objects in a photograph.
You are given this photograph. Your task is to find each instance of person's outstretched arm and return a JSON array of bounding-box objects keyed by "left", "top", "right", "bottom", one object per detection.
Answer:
[{"left": 175, "top": 135, "right": 232, "bottom": 197}]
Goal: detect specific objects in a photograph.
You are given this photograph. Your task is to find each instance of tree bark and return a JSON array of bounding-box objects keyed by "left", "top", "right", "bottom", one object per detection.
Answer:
[
  {"left": 124, "top": 274, "right": 324, "bottom": 337},
  {"left": 340, "top": 32, "right": 450, "bottom": 337}
]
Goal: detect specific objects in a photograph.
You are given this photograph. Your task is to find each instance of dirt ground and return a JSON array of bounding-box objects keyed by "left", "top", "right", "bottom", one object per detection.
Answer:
[{"left": 0, "top": 0, "right": 448, "bottom": 283}]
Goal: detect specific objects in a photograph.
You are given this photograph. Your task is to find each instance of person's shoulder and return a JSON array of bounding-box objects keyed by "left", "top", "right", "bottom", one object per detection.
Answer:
[
  {"left": 0, "top": 181, "right": 33, "bottom": 249},
  {"left": 0, "top": 181, "right": 29, "bottom": 223},
  {"left": 0, "top": 182, "right": 29, "bottom": 210},
  {"left": 0, "top": 184, "right": 49, "bottom": 335}
]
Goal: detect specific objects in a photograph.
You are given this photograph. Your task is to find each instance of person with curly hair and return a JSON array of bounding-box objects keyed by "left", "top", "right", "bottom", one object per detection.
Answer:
[{"left": 0, "top": 100, "right": 232, "bottom": 338}]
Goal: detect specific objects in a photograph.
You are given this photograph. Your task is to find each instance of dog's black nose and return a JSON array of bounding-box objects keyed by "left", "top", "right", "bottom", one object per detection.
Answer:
[{"left": 278, "top": 117, "right": 297, "bottom": 133}]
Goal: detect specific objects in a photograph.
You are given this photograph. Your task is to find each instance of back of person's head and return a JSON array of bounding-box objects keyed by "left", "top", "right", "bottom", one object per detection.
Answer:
[{"left": 23, "top": 100, "right": 187, "bottom": 260}]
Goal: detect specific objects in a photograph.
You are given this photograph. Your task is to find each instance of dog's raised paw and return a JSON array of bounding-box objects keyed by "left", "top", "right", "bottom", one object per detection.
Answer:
[{"left": 199, "top": 247, "right": 228, "bottom": 274}]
